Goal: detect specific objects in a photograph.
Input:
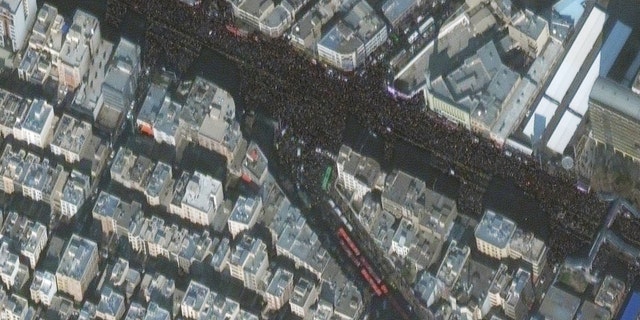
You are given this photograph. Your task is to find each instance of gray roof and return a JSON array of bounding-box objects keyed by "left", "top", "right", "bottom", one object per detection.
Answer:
[
  {"left": 475, "top": 210, "right": 516, "bottom": 249},
  {"left": 62, "top": 170, "right": 90, "bottom": 207},
  {"left": 590, "top": 76, "right": 640, "bottom": 122},
  {"left": 57, "top": 235, "right": 98, "bottom": 280},
  {"left": 51, "top": 114, "right": 92, "bottom": 155},
  {"left": 266, "top": 268, "right": 294, "bottom": 297},
  {"left": 21, "top": 99, "right": 52, "bottom": 135},
  {"left": 382, "top": 0, "right": 417, "bottom": 26},
  {"left": 512, "top": 10, "right": 548, "bottom": 39}
]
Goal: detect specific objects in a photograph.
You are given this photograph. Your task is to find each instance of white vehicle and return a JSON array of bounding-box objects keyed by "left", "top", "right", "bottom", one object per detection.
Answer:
[{"left": 334, "top": 207, "right": 343, "bottom": 217}]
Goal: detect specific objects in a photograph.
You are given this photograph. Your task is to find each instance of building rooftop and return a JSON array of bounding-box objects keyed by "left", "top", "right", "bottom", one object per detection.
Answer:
[
  {"left": 125, "top": 302, "right": 146, "bottom": 320},
  {"left": 153, "top": 97, "right": 182, "bottom": 139},
  {"left": 436, "top": 241, "right": 470, "bottom": 288},
  {"left": 143, "top": 272, "right": 175, "bottom": 302},
  {"left": 60, "top": 10, "right": 99, "bottom": 67},
  {"left": 211, "top": 237, "right": 230, "bottom": 270},
  {"left": 62, "top": 170, "right": 91, "bottom": 207},
  {"left": 56, "top": 234, "right": 98, "bottom": 281},
  {"left": 72, "top": 39, "right": 113, "bottom": 113},
  {"left": 103, "top": 38, "right": 140, "bottom": 103},
  {"left": 229, "top": 195, "right": 262, "bottom": 225},
  {"left": 243, "top": 141, "right": 268, "bottom": 182},
  {"left": 290, "top": 277, "right": 315, "bottom": 307},
  {"left": 369, "top": 210, "right": 396, "bottom": 252},
  {"left": 181, "top": 171, "right": 222, "bottom": 214},
  {"left": 509, "top": 228, "right": 546, "bottom": 265},
  {"left": 590, "top": 76, "right": 640, "bottom": 122},
  {"left": 183, "top": 281, "right": 209, "bottom": 311},
  {"left": 2, "top": 211, "right": 47, "bottom": 260},
  {"left": 334, "top": 282, "right": 363, "bottom": 319},
  {"left": 145, "top": 162, "right": 172, "bottom": 198},
  {"left": 512, "top": 10, "right": 548, "bottom": 40},
  {"left": 51, "top": 114, "right": 92, "bottom": 156},
  {"left": 337, "top": 145, "right": 382, "bottom": 188},
  {"left": 576, "top": 301, "right": 611, "bottom": 320},
  {"left": 144, "top": 302, "right": 171, "bottom": 320},
  {"left": 111, "top": 147, "right": 155, "bottom": 188},
  {"left": 0, "top": 89, "right": 28, "bottom": 131},
  {"left": 30, "top": 270, "right": 56, "bottom": 296},
  {"left": 318, "top": 0, "right": 385, "bottom": 55},
  {"left": 414, "top": 272, "right": 439, "bottom": 306},
  {"left": 383, "top": 170, "right": 426, "bottom": 213},
  {"left": 21, "top": 99, "right": 52, "bottom": 135},
  {"left": 181, "top": 77, "right": 232, "bottom": 129},
  {"left": 29, "top": 4, "right": 61, "bottom": 48},
  {"left": 266, "top": 268, "right": 294, "bottom": 297},
  {"left": 138, "top": 82, "right": 169, "bottom": 126},
  {"left": 505, "top": 269, "right": 531, "bottom": 306},
  {"left": 199, "top": 291, "right": 241, "bottom": 319},
  {"left": 595, "top": 274, "right": 625, "bottom": 312},
  {"left": 382, "top": 0, "right": 417, "bottom": 26},
  {"left": 539, "top": 286, "right": 581, "bottom": 320},
  {"left": 475, "top": 209, "right": 517, "bottom": 249},
  {"left": 22, "top": 158, "right": 63, "bottom": 196},
  {"left": 97, "top": 286, "right": 125, "bottom": 318}
]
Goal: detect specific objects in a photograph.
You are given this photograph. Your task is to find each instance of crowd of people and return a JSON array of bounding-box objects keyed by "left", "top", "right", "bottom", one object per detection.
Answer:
[{"left": 104, "top": 0, "right": 608, "bottom": 264}]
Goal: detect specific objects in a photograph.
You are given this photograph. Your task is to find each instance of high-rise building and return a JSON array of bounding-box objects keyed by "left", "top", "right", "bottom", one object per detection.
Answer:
[
  {"left": 0, "top": 0, "right": 37, "bottom": 52},
  {"left": 99, "top": 38, "right": 140, "bottom": 124},
  {"left": 57, "top": 10, "right": 100, "bottom": 89},
  {"left": 55, "top": 235, "right": 99, "bottom": 302},
  {"left": 589, "top": 77, "right": 640, "bottom": 161}
]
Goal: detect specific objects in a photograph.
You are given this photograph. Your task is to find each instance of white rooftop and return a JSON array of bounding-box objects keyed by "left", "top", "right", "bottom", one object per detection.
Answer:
[
  {"left": 475, "top": 210, "right": 516, "bottom": 249},
  {"left": 545, "top": 6, "right": 606, "bottom": 103},
  {"left": 21, "top": 99, "right": 52, "bottom": 135},
  {"left": 546, "top": 110, "right": 582, "bottom": 154},
  {"left": 523, "top": 96, "right": 558, "bottom": 142},
  {"left": 56, "top": 235, "right": 98, "bottom": 281},
  {"left": 181, "top": 171, "right": 222, "bottom": 213}
]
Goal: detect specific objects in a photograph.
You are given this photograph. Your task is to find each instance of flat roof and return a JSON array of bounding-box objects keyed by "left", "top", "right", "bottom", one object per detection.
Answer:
[
  {"left": 590, "top": 76, "right": 640, "bottom": 122},
  {"left": 546, "top": 110, "right": 582, "bottom": 154},
  {"left": 600, "top": 20, "right": 631, "bottom": 77},
  {"left": 22, "top": 99, "right": 52, "bottom": 135},
  {"left": 266, "top": 268, "right": 293, "bottom": 297},
  {"left": 523, "top": 96, "right": 558, "bottom": 141},
  {"left": 382, "top": 0, "right": 417, "bottom": 25},
  {"left": 182, "top": 171, "right": 222, "bottom": 213},
  {"left": 545, "top": 6, "right": 606, "bottom": 103},
  {"left": 569, "top": 52, "right": 601, "bottom": 116},
  {"left": 475, "top": 209, "right": 516, "bottom": 249},
  {"left": 539, "top": 286, "right": 581, "bottom": 320},
  {"left": 51, "top": 114, "right": 92, "bottom": 155},
  {"left": 57, "top": 235, "right": 98, "bottom": 281}
]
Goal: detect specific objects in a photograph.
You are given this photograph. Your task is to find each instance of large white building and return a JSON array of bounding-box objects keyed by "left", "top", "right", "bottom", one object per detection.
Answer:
[
  {"left": 50, "top": 114, "right": 92, "bottom": 163},
  {"left": 178, "top": 171, "right": 223, "bottom": 226},
  {"left": 55, "top": 235, "right": 99, "bottom": 302},
  {"left": 59, "top": 170, "right": 90, "bottom": 217},
  {"left": 30, "top": 270, "right": 57, "bottom": 306},
  {"left": 289, "top": 277, "right": 319, "bottom": 318},
  {"left": 265, "top": 268, "right": 294, "bottom": 311},
  {"left": 316, "top": 0, "right": 388, "bottom": 71},
  {"left": 474, "top": 210, "right": 517, "bottom": 259},
  {"left": 336, "top": 144, "right": 383, "bottom": 201},
  {"left": 0, "top": 242, "right": 20, "bottom": 288},
  {"left": 16, "top": 99, "right": 54, "bottom": 148},
  {"left": 228, "top": 195, "right": 263, "bottom": 238},
  {"left": 0, "top": 0, "right": 36, "bottom": 52},
  {"left": 229, "top": 235, "right": 269, "bottom": 291}
]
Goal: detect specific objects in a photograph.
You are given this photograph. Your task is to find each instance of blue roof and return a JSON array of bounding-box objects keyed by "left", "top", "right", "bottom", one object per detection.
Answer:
[
  {"left": 553, "top": 0, "right": 585, "bottom": 26},
  {"left": 621, "top": 291, "right": 640, "bottom": 320}
]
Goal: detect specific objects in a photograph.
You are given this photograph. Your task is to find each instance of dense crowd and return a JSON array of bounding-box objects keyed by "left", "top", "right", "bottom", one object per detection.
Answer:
[{"left": 105, "top": 0, "right": 608, "bottom": 264}]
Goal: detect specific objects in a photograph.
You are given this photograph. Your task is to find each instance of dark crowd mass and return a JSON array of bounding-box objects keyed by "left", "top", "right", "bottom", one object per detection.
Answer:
[{"left": 105, "top": 0, "right": 607, "bottom": 264}]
